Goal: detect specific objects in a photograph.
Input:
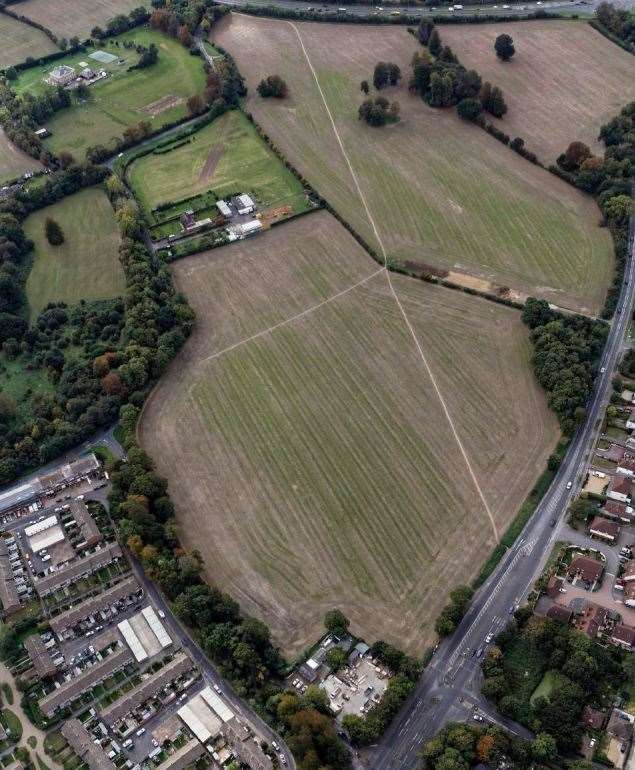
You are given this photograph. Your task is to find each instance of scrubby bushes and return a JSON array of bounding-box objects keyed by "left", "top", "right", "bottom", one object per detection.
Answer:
[
  {"left": 435, "top": 584, "right": 474, "bottom": 636},
  {"left": 257, "top": 74, "right": 288, "bottom": 98}
]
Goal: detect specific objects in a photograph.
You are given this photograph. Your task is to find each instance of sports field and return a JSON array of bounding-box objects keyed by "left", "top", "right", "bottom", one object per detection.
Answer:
[
  {"left": 0, "top": 13, "right": 57, "bottom": 68},
  {"left": 215, "top": 16, "right": 613, "bottom": 316},
  {"left": 24, "top": 187, "right": 124, "bottom": 319},
  {"left": 15, "top": 0, "right": 144, "bottom": 38},
  {"left": 139, "top": 211, "right": 559, "bottom": 654},
  {"left": 441, "top": 20, "right": 635, "bottom": 163},
  {"left": 14, "top": 29, "right": 206, "bottom": 159},
  {"left": 0, "top": 128, "right": 41, "bottom": 185},
  {"left": 128, "top": 110, "right": 309, "bottom": 216}
]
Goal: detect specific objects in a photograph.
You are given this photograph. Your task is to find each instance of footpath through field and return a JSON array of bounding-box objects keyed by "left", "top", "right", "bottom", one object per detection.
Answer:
[{"left": 286, "top": 20, "right": 500, "bottom": 544}]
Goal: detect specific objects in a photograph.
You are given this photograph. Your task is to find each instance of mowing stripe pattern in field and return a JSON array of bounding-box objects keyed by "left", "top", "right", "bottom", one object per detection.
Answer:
[
  {"left": 24, "top": 187, "right": 124, "bottom": 319},
  {"left": 139, "top": 211, "right": 559, "bottom": 655},
  {"left": 215, "top": 15, "right": 613, "bottom": 316},
  {"left": 441, "top": 20, "right": 635, "bottom": 163}
]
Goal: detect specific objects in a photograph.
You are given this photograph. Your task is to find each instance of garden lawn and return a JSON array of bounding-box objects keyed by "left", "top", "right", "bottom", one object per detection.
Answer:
[
  {"left": 128, "top": 109, "right": 309, "bottom": 216},
  {"left": 24, "top": 186, "right": 124, "bottom": 319},
  {"left": 13, "top": 29, "right": 206, "bottom": 158}
]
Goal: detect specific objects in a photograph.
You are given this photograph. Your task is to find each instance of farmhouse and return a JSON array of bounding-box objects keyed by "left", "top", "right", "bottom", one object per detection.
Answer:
[
  {"left": 607, "top": 474, "right": 632, "bottom": 503},
  {"left": 567, "top": 555, "right": 604, "bottom": 586},
  {"left": 46, "top": 64, "right": 76, "bottom": 86},
  {"left": 589, "top": 516, "right": 620, "bottom": 542}
]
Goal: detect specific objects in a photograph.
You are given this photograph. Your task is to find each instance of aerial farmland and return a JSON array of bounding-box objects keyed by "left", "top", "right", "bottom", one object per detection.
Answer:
[
  {"left": 215, "top": 15, "right": 614, "bottom": 316},
  {"left": 139, "top": 211, "right": 559, "bottom": 654}
]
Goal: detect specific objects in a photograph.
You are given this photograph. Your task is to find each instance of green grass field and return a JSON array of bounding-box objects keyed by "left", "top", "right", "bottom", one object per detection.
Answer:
[
  {"left": 24, "top": 187, "right": 124, "bottom": 319},
  {"left": 0, "top": 13, "right": 57, "bottom": 69},
  {"left": 139, "top": 211, "right": 559, "bottom": 654},
  {"left": 216, "top": 16, "right": 613, "bottom": 315},
  {"left": 14, "top": 29, "right": 206, "bottom": 159},
  {"left": 128, "top": 110, "right": 309, "bottom": 217},
  {"left": 530, "top": 670, "right": 570, "bottom": 705}
]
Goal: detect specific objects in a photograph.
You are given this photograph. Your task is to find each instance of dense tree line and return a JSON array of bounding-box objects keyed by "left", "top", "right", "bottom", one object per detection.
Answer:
[
  {"left": 553, "top": 102, "right": 634, "bottom": 319},
  {"left": 422, "top": 721, "right": 536, "bottom": 770},
  {"left": 593, "top": 1, "right": 635, "bottom": 50},
  {"left": 522, "top": 298, "right": 608, "bottom": 434},
  {"left": 435, "top": 585, "right": 474, "bottom": 636},
  {"left": 481, "top": 611, "right": 624, "bottom": 756},
  {"left": 410, "top": 22, "right": 507, "bottom": 121},
  {"left": 90, "top": 6, "right": 150, "bottom": 40},
  {"left": 342, "top": 640, "right": 422, "bottom": 746}
]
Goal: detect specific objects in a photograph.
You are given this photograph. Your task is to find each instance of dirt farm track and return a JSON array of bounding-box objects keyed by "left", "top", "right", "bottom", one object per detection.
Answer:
[{"left": 139, "top": 212, "right": 560, "bottom": 655}]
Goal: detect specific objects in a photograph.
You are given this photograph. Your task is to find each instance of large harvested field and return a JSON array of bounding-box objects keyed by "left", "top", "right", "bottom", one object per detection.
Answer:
[
  {"left": 0, "top": 13, "right": 57, "bottom": 68},
  {"left": 14, "top": 29, "right": 205, "bottom": 159},
  {"left": 0, "top": 128, "right": 41, "bottom": 185},
  {"left": 24, "top": 187, "right": 124, "bottom": 319},
  {"left": 139, "top": 211, "right": 559, "bottom": 655},
  {"left": 441, "top": 20, "right": 635, "bottom": 163},
  {"left": 14, "top": 0, "right": 145, "bottom": 39},
  {"left": 215, "top": 16, "right": 613, "bottom": 315},
  {"left": 128, "top": 110, "right": 309, "bottom": 216}
]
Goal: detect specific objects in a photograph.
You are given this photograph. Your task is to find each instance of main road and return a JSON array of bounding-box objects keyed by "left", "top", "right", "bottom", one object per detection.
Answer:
[
  {"left": 368, "top": 226, "right": 635, "bottom": 770},
  {"left": 214, "top": 0, "right": 635, "bottom": 19}
]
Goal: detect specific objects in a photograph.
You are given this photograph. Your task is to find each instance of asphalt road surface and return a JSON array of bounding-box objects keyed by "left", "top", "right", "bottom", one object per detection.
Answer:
[
  {"left": 366, "top": 228, "right": 635, "bottom": 770},
  {"left": 213, "top": 0, "right": 634, "bottom": 18}
]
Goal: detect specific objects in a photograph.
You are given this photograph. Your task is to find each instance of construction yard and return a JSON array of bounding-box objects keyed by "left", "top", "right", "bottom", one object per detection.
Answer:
[
  {"left": 214, "top": 15, "right": 614, "bottom": 316},
  {"left": 13, "top": 0, "right": 144, "bottom": 38},
  {"left": 24, "top": 186, "right": 124, "bottom": 319},
  {"left": 138, "top": 211, "right": 559, "bottom": 655},
  {"left": 13, "top": 28, "right": 206, "bottom": 159},
  {"left": 441, "top": 20, "right": 635, "bottom": 163}
]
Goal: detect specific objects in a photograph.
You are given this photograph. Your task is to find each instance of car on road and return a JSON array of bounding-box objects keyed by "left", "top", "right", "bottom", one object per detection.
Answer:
[
  {"left": 601, "top": 366, "right": 606, "bottom": 373},
  {"left": 485, "top": 634, "right": 493, "bottom": 644},
  {"left": 550, "top": 519, "right": 556, "bottom": 527},
  {"left": 213, "top": 684, "right": 222, "bottom": 694},
  {"left": 272, "top": 741, "right": 280, "bottom": 751},
  {"left": 508, "top": 605, "right": 515, "bottom": 614},
  {"left": 158, "top": 609, "right": 166, "bottom": 618},
  {"left": 475, "top": 646, "right": 484, "bottom": 658},
  {"left": 473, "top": 714, "right": 484, "bottom": 722},
  {"left": 566, "top": 481, "right": 572, "bottom": 489},
  {"left": 589, "top": 738, "right": 596, "bottom": 748},
  {"left": 280, "top": 755, "right": 287, "bottom": 765}
]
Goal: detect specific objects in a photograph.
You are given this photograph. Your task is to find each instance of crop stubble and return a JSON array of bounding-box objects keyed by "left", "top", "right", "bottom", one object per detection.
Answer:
[
  {"left": 139, "top": 212, "right": 559, "bottom": 654},
  {"left": 215, "top": 15, "right": 613, "bottom": 316}
]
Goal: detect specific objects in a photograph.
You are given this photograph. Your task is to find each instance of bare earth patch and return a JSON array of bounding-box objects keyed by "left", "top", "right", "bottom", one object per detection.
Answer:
[
  {"left": 15, "top": 0, "right": 144, "bottom": 38},
  {"left": 141, "top": 94, "right": 184, "bottom": 117},
  {"left": 139, "top": 211, "right": 559, "bottom": 655},
  {"left": 441, "top": 20, "right": 635, "bottom": 163},
  {"left": 198, "top": 145, "right": 225, "bottom": 182}
]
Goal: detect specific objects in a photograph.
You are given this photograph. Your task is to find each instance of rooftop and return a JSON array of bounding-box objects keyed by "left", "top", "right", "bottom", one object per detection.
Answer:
[
  {"left": 61, "top": 719, "right": 117, "bottom": 770},
  {"left": 568, "top": 555, "right": 604, "bottom": 583},
  {"left": 612, "top": 624, "right": 635, "bottom": 649}
]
